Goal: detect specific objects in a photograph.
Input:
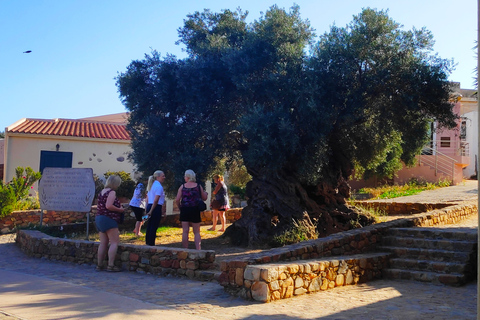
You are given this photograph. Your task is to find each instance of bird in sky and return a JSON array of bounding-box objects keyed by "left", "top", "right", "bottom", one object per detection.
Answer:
[{"left": 23, "top": 50, "right": 32, "bottom": 53}]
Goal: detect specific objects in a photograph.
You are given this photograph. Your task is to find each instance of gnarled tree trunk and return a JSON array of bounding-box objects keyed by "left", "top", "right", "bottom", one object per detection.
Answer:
[{"left": 224, "top": 169, "right": 374, "bottom": 247}]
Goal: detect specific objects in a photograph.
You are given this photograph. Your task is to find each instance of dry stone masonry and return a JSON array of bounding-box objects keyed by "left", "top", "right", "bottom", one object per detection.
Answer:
[
  {"left": 9, "top": 200, "right": 478, "bottom": 303},
  {"left": 16, "top": 229, "right": 217, "bottom": 281},
  {"left": 228, "top": 253, "right": 389, "bottom": 302},
  {"left": 219, "top": 201, "right": 477, "bottom": 302}
]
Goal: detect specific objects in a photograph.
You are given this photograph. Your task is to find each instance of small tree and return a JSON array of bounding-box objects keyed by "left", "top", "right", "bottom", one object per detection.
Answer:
[{"left": 10, "top": 167, "right": 42, "bottom": 201}]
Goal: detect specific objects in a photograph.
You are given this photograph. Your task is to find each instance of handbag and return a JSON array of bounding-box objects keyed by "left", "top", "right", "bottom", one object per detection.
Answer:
[
  {"left": 211, "top": 199, "right": 223, "bottom": 210},
  {"left": 196, "top": 185, "right": 207, "bottom": 211}
]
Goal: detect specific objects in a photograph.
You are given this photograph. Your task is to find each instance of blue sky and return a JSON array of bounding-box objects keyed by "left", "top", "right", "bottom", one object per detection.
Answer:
[{"left": 0, "top": 0, "right": 477, "bottom": 131}]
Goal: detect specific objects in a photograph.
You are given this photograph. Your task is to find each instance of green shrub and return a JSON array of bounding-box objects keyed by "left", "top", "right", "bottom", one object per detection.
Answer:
[
  {"left": 0, "top": 181, "right": 16, "bottom": 217},
  {"left": 270, "top": 220, "right": 318, "bottom": 247},
  {"left": 14, "top": 193, "right": 40, "bottom": 211},
  {"left": 103, "top": 171, "right": 136, "bottom": 199},
  {"left": 0, "top": 167, "right": 42, "bottom": 217},
  {"left": 10, "top": 167, "right": 42, "bottom": 201},
  {"left": 229, "top": 184, "right": 246, "bottom": 199}
]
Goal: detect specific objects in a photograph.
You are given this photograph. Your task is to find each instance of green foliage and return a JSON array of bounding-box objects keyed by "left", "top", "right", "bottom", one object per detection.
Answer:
[
  {"left": 0, "top": 181, "right": 15, "bottom": 217},
  {"left": 14, "top": 193, "right": 40, "bottom": 211},
  {"left": 270, "top": 219, "right": 318, "bottom": 247},
  {"left": 116, "top": 6, "right": 456, "bottom": 199},
  {"left": 229, "top": 184, "right": 246, "bottom": 198},
  {"left": 225, "top": 157, "right": 251, "bottom": 199},
  {"left": 353, "top": 204, "right": 388, "bottom": 223},
  {"left": 103, "top": 171, "right": 136, "bottom": 199},
  {"left": 358, "top": 178, "right": 452, "bottom": 199},
  {"left": 0, "top": 167, "right": 42, "bottom": 217},
  {"left": 10, "top": 167, "right": 42, "bottom": 201}
]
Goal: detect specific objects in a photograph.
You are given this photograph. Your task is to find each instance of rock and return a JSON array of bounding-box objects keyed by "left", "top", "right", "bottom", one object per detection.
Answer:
[{"left": 251, "top": 281, "right": 269, "bottom": 302}]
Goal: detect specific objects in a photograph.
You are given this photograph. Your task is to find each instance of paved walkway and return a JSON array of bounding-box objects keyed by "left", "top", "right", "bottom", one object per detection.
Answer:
[{"left": 0, "top": 182, "right": 478, "bottom": 320}]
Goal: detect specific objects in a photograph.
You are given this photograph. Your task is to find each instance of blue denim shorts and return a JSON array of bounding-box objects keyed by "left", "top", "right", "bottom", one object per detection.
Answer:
[{"left": 95, "top": 215, "right": 118, "bottom": 232}]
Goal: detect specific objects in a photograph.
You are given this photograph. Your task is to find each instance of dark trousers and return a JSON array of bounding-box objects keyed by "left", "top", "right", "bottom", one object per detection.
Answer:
[{"left": 145, "top": 204, "right": 162, "bottom": 246}]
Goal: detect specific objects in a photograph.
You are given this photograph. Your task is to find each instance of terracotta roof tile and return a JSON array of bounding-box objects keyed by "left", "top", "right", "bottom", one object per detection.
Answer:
[{"left": 8, "top": 118, "right": 130, "bottom": 140}]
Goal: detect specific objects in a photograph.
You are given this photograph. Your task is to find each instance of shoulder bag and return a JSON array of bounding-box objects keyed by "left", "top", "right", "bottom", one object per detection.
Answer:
[{"left": 196, "top": 184, "right": 207, "bottom": 211}]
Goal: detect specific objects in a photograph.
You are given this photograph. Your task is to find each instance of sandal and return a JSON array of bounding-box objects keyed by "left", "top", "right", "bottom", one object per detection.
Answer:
[
  {"left": 106, "top": 265, "right": 121, "bottom": 272},
  {"left": 95, "top": 265, "right": 105, "bottom": 271}
]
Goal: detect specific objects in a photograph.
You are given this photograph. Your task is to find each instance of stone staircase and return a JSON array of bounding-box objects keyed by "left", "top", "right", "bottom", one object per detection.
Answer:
[{"left": 379, "top": 227, "right": 477, "bottom": 286}]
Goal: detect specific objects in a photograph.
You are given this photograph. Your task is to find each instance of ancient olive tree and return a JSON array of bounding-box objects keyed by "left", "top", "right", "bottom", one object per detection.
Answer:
[{"left": 116, "top": 6, "right": 456, "bottom": 246}]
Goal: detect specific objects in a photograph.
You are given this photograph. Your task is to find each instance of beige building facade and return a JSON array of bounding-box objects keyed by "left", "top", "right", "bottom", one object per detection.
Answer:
[{"left": 3, "top": 113, "right": 136, "bottom": 186}]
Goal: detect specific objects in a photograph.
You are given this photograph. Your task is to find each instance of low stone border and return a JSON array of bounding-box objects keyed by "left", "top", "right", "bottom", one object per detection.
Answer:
[
  {"left": 219, "top": 201, "right": 477, "bottom": 301},
  {"left": 233, "top": 253, "right": 390, "bottom": 302},
  {"left": 163, "top": 208, "right": 243, "bottom": 227},
  {"left": 0, "top": 209, "right": 91, "bottom": 234},
  {"left": 15, "top": 229, "right": 217, "bottom": 281},
  {"left": 2, "top": 208, "right": 244, "bottom": 234},
  {"left": 11, "top": 201, "right": 477, "bottom": 301},
  {"left": 355, "top": 201, "right": 451, "bottom": 215}
]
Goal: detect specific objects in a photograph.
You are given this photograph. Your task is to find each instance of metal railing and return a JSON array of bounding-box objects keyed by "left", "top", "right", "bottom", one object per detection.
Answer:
[
  {"left": 419, "top": 146, "right": 458, "bottom": 181},
  {"left": 423, "top": 140, "right": 469, "bottom": 157}
]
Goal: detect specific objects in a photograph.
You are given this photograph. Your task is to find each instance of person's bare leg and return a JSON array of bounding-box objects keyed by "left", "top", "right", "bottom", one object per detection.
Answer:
[
  {"left": 208, "top": 210, "right": 218, "bottom": 231},
  {"left": 105, "top": 228, "right": 120, "bottom": 267},
  {"left": 219, "top": 211, "right": 226, "bottom": 232},
  {"left": 97, "top": 232, "right": 108, "bottom": 267},
  {"left": 133, "top": 223, "right": 138, "bottom": 235},
  {"left": 134, "top": 221, "right": 143, "bottom": 235},
  {"left": 181, "top": 221, "right": 190, "bottom": 248},
  {"left": 192, "top": 223, "right": 201, "bottom": 250}
]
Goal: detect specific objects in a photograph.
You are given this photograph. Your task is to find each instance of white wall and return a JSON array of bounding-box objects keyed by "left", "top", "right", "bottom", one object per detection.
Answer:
[
  {"left": 4, "top": 134, "right": 136, "bottom": 185},
  {"left": 463, "top": 110, "right": 478, "bottom": 178}
]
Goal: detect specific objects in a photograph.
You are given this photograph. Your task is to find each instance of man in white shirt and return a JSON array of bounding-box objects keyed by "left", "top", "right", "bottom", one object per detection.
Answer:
[{"left": 145, "top": 170, "right": 166, "bottom": 246}]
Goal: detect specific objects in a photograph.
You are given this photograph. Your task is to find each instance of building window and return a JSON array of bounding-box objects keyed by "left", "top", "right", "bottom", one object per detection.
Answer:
[
  {"left": 440, "top": 137, "right": 450, "bottom": 148},
  {"left": 460, "top": 121, "right": 467, "bottom": 140}
]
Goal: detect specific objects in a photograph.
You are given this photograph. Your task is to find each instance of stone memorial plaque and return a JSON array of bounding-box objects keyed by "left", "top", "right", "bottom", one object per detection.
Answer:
[{"left": 39, "top": 168, "right": 95, "bottom": 212}]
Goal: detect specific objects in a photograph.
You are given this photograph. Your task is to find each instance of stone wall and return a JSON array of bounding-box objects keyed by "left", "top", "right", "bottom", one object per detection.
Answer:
[
  {"left": 163, "top": 208, "right": 243, "bottom": 227},
  {"left": 16, "top": 229, "right": 217, "bottom": 281},
  {"left": 1, "top": 207, "right": 244, "bottom": 234},
  {"left": 236, "top": 253, "right": 390, "bottom": 302},
  {"left": 219, "top": 202, "right": 477, "bottom": 301},
  {"left": 0, "top": 209, "right": 92, "bottom": 234},
  {"left": 355, "top": 201, "right": 451, "bottom": 215}
]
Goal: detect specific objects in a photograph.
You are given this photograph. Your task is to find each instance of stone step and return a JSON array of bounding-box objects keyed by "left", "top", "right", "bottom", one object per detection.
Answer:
[
  {"left": 388, "top": 228, "right": 478, "bottom": 242},
  {"left": 389, "top": 258, "right": 470, "bottom": 274},
  {"left": 382, "top": 236, "right": 476, "bottom": 252},
  {"left": 194, "top": 269, "right": 222, "bottom": 282},
  {"left": 383, "top": 268, "right": 467, "bottom": 286},
  {"left": 377, "top": 246, "right": 472, "bottom": 263}
]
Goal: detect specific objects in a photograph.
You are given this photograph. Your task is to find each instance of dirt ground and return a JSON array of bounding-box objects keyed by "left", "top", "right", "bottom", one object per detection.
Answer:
[{"left": 81, "top": 223, "right": 266, "bottom": 263}]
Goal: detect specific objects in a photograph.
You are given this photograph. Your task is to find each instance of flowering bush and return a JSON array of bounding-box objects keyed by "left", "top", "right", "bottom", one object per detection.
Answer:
[{"left": 0, "top": 167, "right": 42, "bottom": 218}]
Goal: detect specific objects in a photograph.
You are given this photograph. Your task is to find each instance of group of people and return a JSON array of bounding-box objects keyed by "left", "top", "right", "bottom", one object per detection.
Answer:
[{"left": 94, "top": 170, "right": 229, "bottom": 272}]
